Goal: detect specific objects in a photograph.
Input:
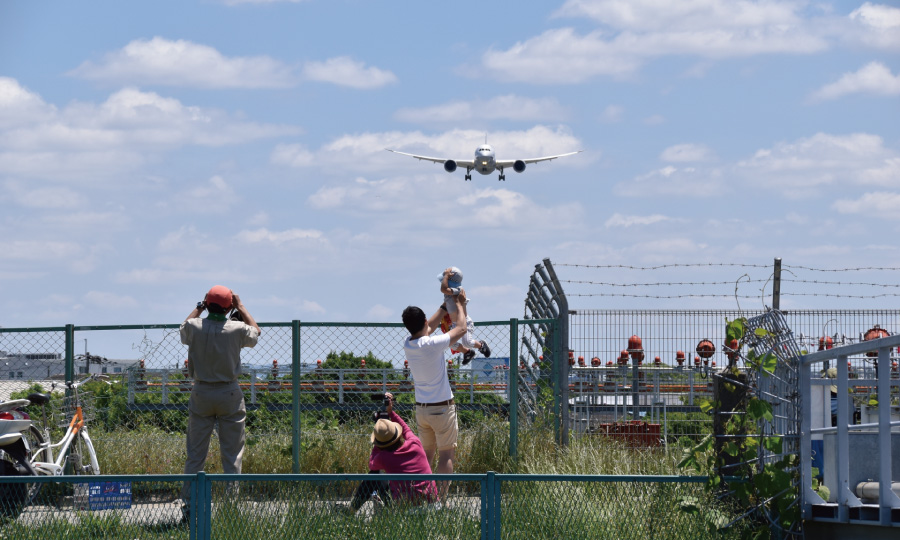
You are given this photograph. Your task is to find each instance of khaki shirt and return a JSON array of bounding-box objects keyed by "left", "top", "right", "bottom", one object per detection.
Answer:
[{"left": 180, "top": 318, "right": 259, "bottom": 382}]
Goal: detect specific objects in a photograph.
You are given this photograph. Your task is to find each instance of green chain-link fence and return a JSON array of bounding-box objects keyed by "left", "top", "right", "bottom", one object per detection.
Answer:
[
  {"left": 2, "top": 320, "right": 556, "bottom": 476},
  {"left": 1, "top": 472, "right": 748, "bottom": 539}
]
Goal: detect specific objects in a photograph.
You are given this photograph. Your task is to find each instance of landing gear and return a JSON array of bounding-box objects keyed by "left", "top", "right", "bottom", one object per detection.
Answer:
[
  {"left": 465, "top": 168, "right": 472, "bottom": 181},
  {"left": 498, "top": 167, "right": 505, "bottom": 181},
  {"left": 465, "top": 174, "right": 472, "bottom": 181}
]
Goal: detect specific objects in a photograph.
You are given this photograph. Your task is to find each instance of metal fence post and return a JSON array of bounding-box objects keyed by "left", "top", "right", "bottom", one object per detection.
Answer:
[
  {"left": 65, "top": 324, "right": 74, "bottom": 383},
  {"left": 509, "top": 318, "right": 518, "bottom": 459},
  {"left": 197, "top": 472, "right": 211, "bottom": 540},
  {"left": 484, "top": 471, "right": 497, "bottom": 540},
  {"left": 291, "top": 320, "right": 301, "bottom": 474},
  {"left": 480, "top": 473, "right": 490, "bottom": 540}
]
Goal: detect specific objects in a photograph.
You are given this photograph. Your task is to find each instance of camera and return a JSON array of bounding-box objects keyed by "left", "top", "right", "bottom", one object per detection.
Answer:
[{"left": 370, "top": 393, "right": 390, "bottom": 421}]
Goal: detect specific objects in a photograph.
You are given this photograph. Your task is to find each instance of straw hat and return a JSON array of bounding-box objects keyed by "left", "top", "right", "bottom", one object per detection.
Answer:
[
  {"left": 824, "top": 367, "right": 837, "bottom": 394},
  {"left": 371, "top": 418, "right": 402, "bottom": 448}
]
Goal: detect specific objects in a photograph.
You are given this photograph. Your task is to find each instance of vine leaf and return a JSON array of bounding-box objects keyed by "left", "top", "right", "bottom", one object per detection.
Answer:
[
  {"left": 761, "top": 353, "right": 778, "bottom": 375},
  {"left": 747, "top": 398, "right": 774, "bottom": 423}
]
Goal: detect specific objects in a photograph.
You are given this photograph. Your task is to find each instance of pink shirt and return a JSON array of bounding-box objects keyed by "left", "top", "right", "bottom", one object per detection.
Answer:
[{"left": 369, "top": 411, "right": 439, "bottom": 503}]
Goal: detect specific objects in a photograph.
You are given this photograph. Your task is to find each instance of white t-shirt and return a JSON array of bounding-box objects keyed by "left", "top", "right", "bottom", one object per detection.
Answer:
[{"left": 403, "top": 332, "right": 453, "bottom": 403}]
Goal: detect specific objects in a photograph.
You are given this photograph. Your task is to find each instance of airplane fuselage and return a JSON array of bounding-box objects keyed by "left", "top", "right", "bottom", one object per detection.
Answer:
[{"left": 474, "top": 145, "right": 496, "bottom": 175}]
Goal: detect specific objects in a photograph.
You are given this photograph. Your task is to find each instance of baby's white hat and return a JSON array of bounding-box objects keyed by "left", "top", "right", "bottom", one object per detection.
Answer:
[{"left": 437, "top": 267, "right": 463, "bottom": 288}]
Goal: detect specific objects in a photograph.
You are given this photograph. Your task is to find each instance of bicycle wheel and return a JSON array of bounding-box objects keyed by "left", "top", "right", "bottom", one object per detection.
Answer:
[
  {"left": 68, "top": 431, "right": 99, "bottom": 475},
  {"left": 20, "top": 426, "right": 46, "bottom": 502},
  {"left": 0, "top": 440, "right": 33, "bottom": 520}
]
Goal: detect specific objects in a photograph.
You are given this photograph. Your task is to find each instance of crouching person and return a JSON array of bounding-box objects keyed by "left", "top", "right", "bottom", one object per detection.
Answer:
[{"left": 340, "top": 393, "right": 439, "bottom": 514}]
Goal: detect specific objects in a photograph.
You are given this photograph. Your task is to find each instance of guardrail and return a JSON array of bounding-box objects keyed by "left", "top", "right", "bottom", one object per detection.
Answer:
[{"left": 799, "top": 333, "right": 900, "bottom": 527}]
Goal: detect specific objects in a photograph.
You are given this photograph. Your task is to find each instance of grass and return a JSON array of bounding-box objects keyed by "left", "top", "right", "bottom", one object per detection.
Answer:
[
  {"left": 1, "top": 414, "right": 745, "bottom": 539},
  {"left": 90, "top": 414, "right": 694, "bottom": 477}
]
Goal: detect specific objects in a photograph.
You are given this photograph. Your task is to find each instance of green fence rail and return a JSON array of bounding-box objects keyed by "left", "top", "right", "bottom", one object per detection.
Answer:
[{"left": 0, "top": 472, "right": 749, "bottom": 539}]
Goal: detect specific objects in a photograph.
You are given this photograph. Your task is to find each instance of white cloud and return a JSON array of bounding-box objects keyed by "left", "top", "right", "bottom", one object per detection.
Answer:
[
  {"left": 833, "top": 191, "right": 900, "bottom": 219},
  {"left": 737, "top": 133, "right": 896, "bottom": 195},
  {"left": 169, "top": 175, "right": 239, "bottom": 214},
  {"left": 235, "top": 227, "right": 325, "bottom": 245},
  {"left": 0, "top": 81, "right": 299, "bottom": 181},
  {"left": 366, "top": 304, "right": 393, "bottom": 321},
  {"left": 270, "top": 143, "right": 314, "bottom": 167},
  {"left": 302, "top": 56, "right": 397, "bottom": 89},
  {"left": 604, "top": 213, "right": 671, "bottom": 228},
  {"left": 614, "top": 165, "right": 724, "bottom": 197},
  {"left": 0, "top": 240, "right": 82, "bottom": 262},
  {"left": 660, "top": 143, "right": 714, "bottom": 162},
  {"left": 0, "top": 77, "right": 56, "bottom": 128},
  {"left": 483, "top": 1, "right": 828, "bottom": 83},
  {"left": 394, "top": 95, "right": 568, "bottom": 124},
  {"left": 643, "top": 114, "right": 665, "bottom": 125},
  {"left": 620, "top": 132, "right": 900, "bottom": 200},
  {"left": 848, "top": 2, "right": 900, "bottom": 49},
  {"left": 5, "top": 181, "right": 87, "bottom": 209},
  {"left": 554, "top": 0, "right": 804, "bottom": 32},
  {"left": 83, "top": 291, "right": 139, "bottom": 309},
  {"left": 810, "top": 61, "right": 900, "bottom": 101},
  {"left": 599, "top": 105, "right": 624, "bottom": 123},
  {"left": 69, "top": 37, "right": 297, "bottom": 88}
]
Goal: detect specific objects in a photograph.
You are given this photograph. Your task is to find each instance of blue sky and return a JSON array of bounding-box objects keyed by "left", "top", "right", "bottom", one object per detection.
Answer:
[{"left": 1, "top": 0, "right": 899, "bottom": 336}]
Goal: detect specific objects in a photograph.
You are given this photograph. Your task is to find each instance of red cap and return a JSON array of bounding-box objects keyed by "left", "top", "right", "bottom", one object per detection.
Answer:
[{"left": 206, "top": 285, "right": 233, "bottom": 311}]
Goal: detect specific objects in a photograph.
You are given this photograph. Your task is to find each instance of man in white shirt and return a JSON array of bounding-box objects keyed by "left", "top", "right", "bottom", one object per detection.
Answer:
[{"left": 401, "top": 291, "right": 467, "bottom": 501}]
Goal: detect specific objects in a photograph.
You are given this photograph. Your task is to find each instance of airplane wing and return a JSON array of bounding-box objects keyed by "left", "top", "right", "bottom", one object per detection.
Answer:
[
  {"left": 495, "top": 150, "right": 582, "bottom": 168},
  {"left": 385, "top": 149, "right": 474, "bottom": 168}
]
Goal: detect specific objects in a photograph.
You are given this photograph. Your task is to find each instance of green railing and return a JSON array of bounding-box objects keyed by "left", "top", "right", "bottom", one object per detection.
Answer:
[{"left": 0, "top": 472, "right": 748, "bottom": 539}]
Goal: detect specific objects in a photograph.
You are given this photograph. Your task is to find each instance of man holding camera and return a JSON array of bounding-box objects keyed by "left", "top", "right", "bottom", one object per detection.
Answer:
[
  {"left": 179, "top": 285, "right": 260, "bottom": 516},
  {"left": 401, "top": 292, "right": 467, "bottom": 501}
]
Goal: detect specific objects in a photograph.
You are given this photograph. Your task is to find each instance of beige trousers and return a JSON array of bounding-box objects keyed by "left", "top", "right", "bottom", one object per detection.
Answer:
[{"left": 181, "top": 381, "right": 246, "bottom": 500}]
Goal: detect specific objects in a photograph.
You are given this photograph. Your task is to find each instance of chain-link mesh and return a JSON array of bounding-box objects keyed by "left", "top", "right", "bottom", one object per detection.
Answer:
[
  {"left": 566, "top": 309, "right": 900, "bottom": 452},
  {"left": 0, "top": 473, "right": 748, "bottom": 539},
  {"left": 0, "top": 329, "right": 66, "bottom": 401},
  {"left": 498, "top": 477, "right": 751, "bottom": 539}
]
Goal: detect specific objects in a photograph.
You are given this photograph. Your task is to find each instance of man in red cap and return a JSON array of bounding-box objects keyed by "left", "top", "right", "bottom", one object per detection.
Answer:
[{"left": 179, "top": 285, "right": 260, "bottom": 521}]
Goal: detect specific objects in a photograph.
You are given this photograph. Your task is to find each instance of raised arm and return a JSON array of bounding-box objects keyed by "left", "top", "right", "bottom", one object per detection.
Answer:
[{"left": 232, "top": 293, "right": 261, "bottom": 335}]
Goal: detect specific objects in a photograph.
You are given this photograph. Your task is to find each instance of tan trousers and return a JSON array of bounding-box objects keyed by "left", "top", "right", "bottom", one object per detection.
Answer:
[{"left": 181, "top": 381, "right": 246, "bottom": 500}]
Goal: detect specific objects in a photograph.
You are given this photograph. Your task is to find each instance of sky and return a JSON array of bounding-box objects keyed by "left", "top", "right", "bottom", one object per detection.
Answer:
[{"left": 1, "top": 0, "right": 899, "bottom": 346}]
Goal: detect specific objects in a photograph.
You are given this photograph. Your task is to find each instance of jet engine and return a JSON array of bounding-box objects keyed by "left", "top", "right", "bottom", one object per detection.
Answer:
[
  {"left": 513, "top": 160, "right": 526, "bottom": 173},
  {"left": 444, "top": 160, "right": 457, "bottom": 173}
]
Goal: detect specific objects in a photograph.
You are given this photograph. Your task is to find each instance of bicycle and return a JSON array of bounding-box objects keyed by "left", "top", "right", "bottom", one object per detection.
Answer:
[
  {"left": 29, "top": 374, "right": 106, "bottom": 477},
  {"left": 0, "top": 374, "right": 106, "bottom": 519}
]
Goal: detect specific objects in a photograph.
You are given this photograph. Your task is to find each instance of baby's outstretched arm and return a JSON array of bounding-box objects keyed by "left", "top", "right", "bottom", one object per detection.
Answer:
[{"left": 440, "top": 267, "right": 456, "bottom": 295}]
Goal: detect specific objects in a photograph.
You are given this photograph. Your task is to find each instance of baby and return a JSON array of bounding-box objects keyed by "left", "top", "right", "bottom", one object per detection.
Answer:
[{"left": 439, "top": 267, "right": 490, "bottom": 365}]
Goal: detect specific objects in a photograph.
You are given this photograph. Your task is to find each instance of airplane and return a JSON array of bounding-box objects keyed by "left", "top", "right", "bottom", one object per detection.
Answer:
[{"left": 385, "top": 143, "right": 582, "bottom": 181}]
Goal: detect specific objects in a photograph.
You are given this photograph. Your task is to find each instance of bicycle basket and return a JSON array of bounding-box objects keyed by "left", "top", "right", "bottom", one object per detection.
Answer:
[{"left": 56, "top": 391, "right": 96, "bottom": 428}]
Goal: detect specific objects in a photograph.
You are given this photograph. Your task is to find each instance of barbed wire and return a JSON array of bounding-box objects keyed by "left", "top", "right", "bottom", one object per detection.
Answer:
[
  {"left": 560, "top": 278, "right": 900, "bottom": 288},
  {"left": 784, "top": 265, "right": 900, "bottom": 272},
  {"left": 782, "top": 279, "right": 900, "bottom": 288},
  {"left": 565, "top": 292, "right": 900, "bottom": 299},
  {"left": 562, "top": 279, "right": 769, "bottom": 287},
  {"left": 565, "top": 293, "right": 761, "bottom": 299},
  {"left": 556, "top": 263, "right": 770, "bottom": 270},
  {"left": 781, "top": 292, "right": 900, "bottom": 299}
]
